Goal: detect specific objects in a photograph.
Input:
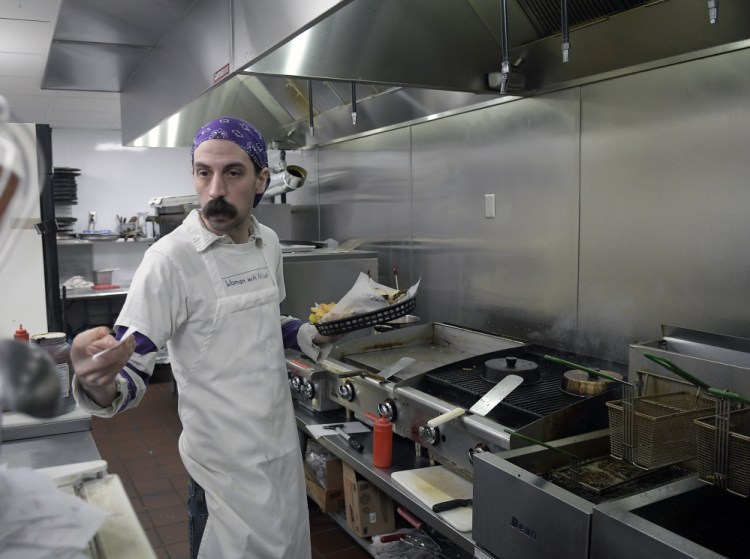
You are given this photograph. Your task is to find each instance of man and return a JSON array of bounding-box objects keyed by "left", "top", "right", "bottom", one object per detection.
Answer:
[{"left": 72, "top": 117, "right": 335, "bottom": 558}]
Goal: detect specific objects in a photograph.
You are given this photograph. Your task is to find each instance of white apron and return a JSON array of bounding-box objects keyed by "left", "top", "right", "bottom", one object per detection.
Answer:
[{"left": 176, "top": 242, "right": 310, "bottom": 559}]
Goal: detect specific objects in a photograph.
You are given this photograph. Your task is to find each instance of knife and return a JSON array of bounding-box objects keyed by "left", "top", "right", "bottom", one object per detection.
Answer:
[
  {"left": 336, "top": 425, "right": 365, "bottom": 452},
  {"left": 432, "top": 498, "right": 473, "bottom": 513},
  {"left": 324, "top": 423, "right": 365, "bottom": 452}
]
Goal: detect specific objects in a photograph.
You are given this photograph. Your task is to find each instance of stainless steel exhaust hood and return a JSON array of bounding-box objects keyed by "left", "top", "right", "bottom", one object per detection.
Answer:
[{"left": 42, "top": 0, "right": 750, "bottom": 147}]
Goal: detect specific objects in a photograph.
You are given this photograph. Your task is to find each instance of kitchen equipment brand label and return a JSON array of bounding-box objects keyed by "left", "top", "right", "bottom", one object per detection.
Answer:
[{"left": 511, "top": 516, "right": 537, "bottom": 541}]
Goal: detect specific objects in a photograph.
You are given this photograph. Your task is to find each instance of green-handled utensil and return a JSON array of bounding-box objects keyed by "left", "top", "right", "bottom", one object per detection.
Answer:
[
  {"left": 505, "top": 429, "right": 577, "bottom": 458},
  {"left": 643, "top": 353, "right": 711, "bottom": 390},
  {"left": 707, "top": 387, "right": 750, "bottom": 406}
]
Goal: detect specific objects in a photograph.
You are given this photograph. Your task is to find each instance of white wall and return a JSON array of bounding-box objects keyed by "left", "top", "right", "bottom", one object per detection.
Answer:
[
  {"left": 52, "top": 129, "right": 192, "bottom": 284},
  {"left": 51, "top": 128, "right": 192, "bottom": 233}
]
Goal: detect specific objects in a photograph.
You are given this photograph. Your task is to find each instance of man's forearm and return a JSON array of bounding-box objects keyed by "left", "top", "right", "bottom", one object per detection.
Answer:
[{"left": 82, "top": 381, "right": 118, "bottom": 408}]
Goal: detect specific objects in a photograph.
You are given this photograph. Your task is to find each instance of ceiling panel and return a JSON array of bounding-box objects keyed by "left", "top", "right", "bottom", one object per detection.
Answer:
[
  {"left": 0, "top": 19, "right": 53, "bottom": 53},
  {"left": 0, "top": 51, "right": 43, "bottom": 78},
  {"left": 0, "top": 0, "right": 60, "bottom": 21},
  {"left": 0, "top": 0, "right": 122, "bottom": 130}
]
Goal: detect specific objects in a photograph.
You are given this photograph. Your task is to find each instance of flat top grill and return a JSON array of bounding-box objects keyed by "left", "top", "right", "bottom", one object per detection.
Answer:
[{"left": 424, "top": 345, "right": 625, "bottom": 429}]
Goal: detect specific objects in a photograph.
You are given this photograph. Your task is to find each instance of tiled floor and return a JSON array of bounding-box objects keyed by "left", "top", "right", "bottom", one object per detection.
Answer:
[{"left": 90, "top": 377, "right": 371, "bottom": 559}]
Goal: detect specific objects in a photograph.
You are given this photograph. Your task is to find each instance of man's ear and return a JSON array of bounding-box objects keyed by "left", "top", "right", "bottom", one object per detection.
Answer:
[{"left": 256, "top": 168, "right": 269, "bottom": 195}]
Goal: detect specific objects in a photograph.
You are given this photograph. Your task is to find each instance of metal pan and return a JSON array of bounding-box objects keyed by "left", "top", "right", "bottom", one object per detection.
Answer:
[
  {"left": 78, "top": 233, "right": 120, "bottom": 241},
  {"left": 544, "top": 354, "right": 624, "bottom": 396}
]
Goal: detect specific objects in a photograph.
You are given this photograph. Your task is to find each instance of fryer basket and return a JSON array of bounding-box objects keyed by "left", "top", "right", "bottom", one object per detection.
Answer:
[
  {"left": 606, "top": 391, "right": 715, "bottom": 469},
  {"left": 695, "top": 408, "right": 750, "bottom": 497}
]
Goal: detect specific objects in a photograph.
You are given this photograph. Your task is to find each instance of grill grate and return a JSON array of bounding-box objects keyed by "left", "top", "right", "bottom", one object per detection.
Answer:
[{"left": 424, "top": 346, "right": 615, "bottom": 429}]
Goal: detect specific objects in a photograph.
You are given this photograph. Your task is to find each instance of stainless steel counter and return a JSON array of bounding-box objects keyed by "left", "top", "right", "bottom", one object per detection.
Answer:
[
  {"left": 64, "top": 284, "right": 131, "bottom": 300},
  {"left": 294, "top": 405, "right": 473, "bottom": 557},
  {"left": 1, "top": 430, "right": 100, "bottom": 469}
]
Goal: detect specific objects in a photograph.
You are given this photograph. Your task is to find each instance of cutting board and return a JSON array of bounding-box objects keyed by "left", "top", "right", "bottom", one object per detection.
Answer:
[{"left": 391, "top": 466, "right": 473, "bottom": 532}]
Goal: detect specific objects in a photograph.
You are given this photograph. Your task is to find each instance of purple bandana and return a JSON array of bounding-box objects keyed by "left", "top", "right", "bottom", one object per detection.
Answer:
[{"left": 191, "top": 116, "right": 269, "bottom": 207}]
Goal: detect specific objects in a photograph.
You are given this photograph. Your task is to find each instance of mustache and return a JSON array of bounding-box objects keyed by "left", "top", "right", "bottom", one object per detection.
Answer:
[{"left": 203, "top": 197, "right": 238, "bottom": 219}]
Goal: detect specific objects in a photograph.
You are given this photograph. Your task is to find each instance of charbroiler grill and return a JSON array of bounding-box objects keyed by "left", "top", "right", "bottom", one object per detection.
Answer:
[
  {"left": 393, "top": 344, "right": 625, "bottom": 478},
  {"left": 420, "top": 345, "right": 618, "bottom": 432}
]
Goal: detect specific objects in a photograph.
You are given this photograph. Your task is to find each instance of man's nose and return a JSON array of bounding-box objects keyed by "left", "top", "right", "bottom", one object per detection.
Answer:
[{"left": 208, "top": 174, "right": 226, "bottom": 198}]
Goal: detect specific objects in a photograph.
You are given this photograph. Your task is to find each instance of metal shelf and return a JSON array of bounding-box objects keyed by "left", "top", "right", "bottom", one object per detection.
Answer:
[
  {"left": 295, "top": 406, "right": 474, "bottom": 557},
  {"left": 57, "top": 239, "right": 154, "bottom": 245}
]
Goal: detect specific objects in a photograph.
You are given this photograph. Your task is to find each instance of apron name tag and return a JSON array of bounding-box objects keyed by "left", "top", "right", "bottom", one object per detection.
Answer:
[{"left": 224, "top": 268, "right": 271, "bottom": 289}]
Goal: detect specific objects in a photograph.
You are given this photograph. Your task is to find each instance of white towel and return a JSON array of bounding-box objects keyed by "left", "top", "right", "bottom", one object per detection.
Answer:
[{"left": 62, "top": 275, "right": 94, "bottom": 289}]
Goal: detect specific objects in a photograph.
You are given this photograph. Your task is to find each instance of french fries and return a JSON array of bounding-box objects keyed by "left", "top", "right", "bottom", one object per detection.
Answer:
[{"left": 309, "top": 301, "right": 336, "bottom": 323}]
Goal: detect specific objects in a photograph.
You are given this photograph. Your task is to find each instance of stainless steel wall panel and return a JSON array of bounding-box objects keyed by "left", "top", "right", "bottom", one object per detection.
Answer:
[
  {"left": 410, "top": 90, "right": 580, "bottom": 345},
  {"left": 283, "top": 148, "right": 321, "bottom": 241},
  {"left": 578, "top": 48, "right": 750, "bottom": 362},
  {"left": 311, "top": 47, "right": 750, "bottom": 363},
  {"left": 280, "top": 251, "right": 378, "bottom": 322},
  {"left": 317, "top": 129, "right": 412, "bottom": 288}
]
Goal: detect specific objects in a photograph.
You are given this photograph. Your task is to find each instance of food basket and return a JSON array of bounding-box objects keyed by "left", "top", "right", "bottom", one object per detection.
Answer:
[
  {"left": 606, "top": 391, "right": 716, "bottom": 469},
  {"left": 314, "top": 296, "right": 417, "bottom": 336},
  {"left": 695, "top": 388, "right": 750, "bottom": 497}
]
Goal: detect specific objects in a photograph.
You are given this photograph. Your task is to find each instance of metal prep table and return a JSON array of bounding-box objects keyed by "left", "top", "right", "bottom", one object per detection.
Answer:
[
  {"left": 294, "top": 404, "right": 474, "bottom": 558},
  {"left": 1, "top": 426, "right": 156, "bottom": 558},
  {"left": 1, "top": 429, "right": 101, "bottom": 468}
]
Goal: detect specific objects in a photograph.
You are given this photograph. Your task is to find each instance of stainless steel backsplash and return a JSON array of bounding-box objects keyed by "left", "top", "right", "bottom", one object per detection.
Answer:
[{"left": 289, "top": 47, "right": 750, "bottom": 363}]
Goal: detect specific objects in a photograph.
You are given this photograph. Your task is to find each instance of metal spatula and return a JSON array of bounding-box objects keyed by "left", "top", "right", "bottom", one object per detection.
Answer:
[
  {"left": 379, "top": 357, "right": 416, "bottom": 380},
  {"left": 469, "top": 374, "right": 524, "bottom": 416}
]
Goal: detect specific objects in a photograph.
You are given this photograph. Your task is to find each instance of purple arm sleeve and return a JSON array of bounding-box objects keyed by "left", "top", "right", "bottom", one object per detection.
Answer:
[
  {"left": 281, "top": 317, "right": 303, "bottom": 351},
  {"left": 115, "top": 326, "right": 156, "bottom": 386}
]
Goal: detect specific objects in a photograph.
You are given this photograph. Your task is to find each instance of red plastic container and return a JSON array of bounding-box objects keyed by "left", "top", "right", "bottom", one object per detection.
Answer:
[
  {"left": 13, "top": 324, "right": 29, "bottom": 342},
  {"left": 366, "top": 411, "right": 393, "bottom": 468}
]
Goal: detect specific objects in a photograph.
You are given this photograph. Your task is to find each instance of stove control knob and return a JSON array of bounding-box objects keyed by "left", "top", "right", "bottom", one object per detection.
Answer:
[
  {"left": 468, "top": 443, "right": 490, "bottom": 464},
  {"left": 338, "top": 382, "right": 355, "bottom": 402},
  {"left": 377, "top": 399, "right": 397, "bottom": 422},
  {"left": 302, "top": 381, "right": 315, "bottom": 400},
  {"left": 290, "top": 375, "right": 302, "bottom": 392},
  {"left": 418, "top": 425, "right": 440, "bottom": 446}
]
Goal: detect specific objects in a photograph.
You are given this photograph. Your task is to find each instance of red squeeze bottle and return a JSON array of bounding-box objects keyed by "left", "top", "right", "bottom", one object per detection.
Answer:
[
  {"left": 14, "top": 324, "right": 29, "bottom": 342},
  {"left": 366, "top": 411, "right": 393, "bottom": 468}
]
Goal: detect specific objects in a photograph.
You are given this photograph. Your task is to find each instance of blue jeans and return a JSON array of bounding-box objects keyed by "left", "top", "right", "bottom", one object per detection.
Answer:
[{"left": 188, "top": 477, "right": 208, "bottom": 559}]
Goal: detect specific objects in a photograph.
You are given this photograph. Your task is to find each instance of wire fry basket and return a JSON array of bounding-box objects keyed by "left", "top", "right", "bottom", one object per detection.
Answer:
[
  {"left": 606, "top": 390, "right": 716, "bottom": 469},
  {"left": 315, "top": 296, "right": 417, "bottom": 336},
  {"left": 695, "top": 388, "right": 750, "bottom": 497}
]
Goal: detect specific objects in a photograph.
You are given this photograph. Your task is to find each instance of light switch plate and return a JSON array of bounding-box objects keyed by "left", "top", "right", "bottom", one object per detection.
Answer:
[{"left": 484, "top": 194, "right": 496, "bottom": 218}]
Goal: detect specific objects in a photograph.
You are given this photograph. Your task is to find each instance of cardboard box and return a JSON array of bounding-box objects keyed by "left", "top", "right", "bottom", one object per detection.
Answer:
[
  {"left": 342, "top": 462, "right": 395, "bottom": 537},
  {"left": 304, "top": 458, "right": 345, "bottom": 513}
]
